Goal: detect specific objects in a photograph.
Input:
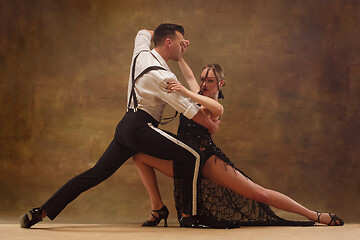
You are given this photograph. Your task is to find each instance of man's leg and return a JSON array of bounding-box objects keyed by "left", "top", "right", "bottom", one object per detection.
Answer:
[
  {"left": 116, "top": 110, "right": 206, "bottom": 227},
  {"left": 20, "top": 138, "right": 135, "bottom": 227}
]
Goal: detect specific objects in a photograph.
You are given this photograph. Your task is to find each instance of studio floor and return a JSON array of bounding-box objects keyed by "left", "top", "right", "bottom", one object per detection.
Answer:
[{"left": 0, "top": 222, "right": 359, "bottom": 240}]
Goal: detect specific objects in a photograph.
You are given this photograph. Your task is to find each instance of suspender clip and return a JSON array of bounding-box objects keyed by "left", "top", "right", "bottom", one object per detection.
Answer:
[{"left": 126, "top": 107, "right": 137, "bottom": 112}]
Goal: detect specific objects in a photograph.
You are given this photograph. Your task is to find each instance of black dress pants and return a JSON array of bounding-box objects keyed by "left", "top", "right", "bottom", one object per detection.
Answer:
[{"left": 42, "top": 110, "right": 203, "bottom": 219}]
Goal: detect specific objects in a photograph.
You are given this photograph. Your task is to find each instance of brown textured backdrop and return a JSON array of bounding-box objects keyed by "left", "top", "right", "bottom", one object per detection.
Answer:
[{"left": 0, "top": 0, "right": 359, "bottom": 223}]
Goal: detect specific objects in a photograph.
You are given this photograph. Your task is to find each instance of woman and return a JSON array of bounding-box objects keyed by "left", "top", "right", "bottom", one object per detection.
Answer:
[{"left": 132, "top": 56, "right": 344, "bottom": 228}]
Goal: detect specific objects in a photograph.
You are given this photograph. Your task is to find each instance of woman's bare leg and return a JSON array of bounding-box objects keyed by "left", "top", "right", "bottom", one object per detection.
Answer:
[
  {"left": 133, "top": 153, "right": 173, "bottom": 220},
  {"left": 202, "top": 155, "right": 340, "bottom": 225},
  {"left": 134, "top": 153, "right": 341, "bottom": 225}
]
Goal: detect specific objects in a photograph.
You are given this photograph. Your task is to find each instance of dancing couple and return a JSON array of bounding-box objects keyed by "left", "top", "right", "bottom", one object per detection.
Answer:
[{"left": 20, "top": 23, "right": 343, "bottom": 229}]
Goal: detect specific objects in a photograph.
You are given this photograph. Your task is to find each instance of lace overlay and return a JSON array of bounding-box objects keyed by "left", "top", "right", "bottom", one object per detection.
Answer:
[{"left": 174, "top": 114, "right": 314, "bottom": 228}]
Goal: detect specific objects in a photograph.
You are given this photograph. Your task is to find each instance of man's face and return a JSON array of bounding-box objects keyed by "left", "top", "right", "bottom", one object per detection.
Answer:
[{"left": 168, "top": 31, "right": 184, "bottom": 61}]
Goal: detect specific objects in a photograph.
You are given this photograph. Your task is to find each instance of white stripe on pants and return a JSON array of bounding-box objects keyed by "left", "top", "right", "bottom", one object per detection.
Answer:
[{"left": 148, "top": 123, "right": 200, "bottom": 215}]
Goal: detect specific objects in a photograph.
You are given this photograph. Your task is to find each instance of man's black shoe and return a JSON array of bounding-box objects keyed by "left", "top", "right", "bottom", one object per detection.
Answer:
[
  {"left": 179, "top": 216, "right": 209, "bottom": 228},
  {"left": 20, "top": 207, "right": 43, "bottom": 228}
]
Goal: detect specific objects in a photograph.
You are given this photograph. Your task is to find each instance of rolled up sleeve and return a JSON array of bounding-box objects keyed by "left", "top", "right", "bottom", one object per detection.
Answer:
[
  {"left": 182, "top": 103, "right": 201, "bottom": 119},
  {"left": 133, "top": 30, "right": 152, "bottom": 56}
]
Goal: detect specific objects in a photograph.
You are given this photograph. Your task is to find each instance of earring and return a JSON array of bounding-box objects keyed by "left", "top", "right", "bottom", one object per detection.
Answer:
[{"left": 218, "top": 90, "right": 224, "bottom": 99}]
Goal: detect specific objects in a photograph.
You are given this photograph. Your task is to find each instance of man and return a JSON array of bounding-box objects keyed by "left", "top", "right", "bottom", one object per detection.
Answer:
[{"left": 20, "top": 23, "right": 217, "bottom": 228}]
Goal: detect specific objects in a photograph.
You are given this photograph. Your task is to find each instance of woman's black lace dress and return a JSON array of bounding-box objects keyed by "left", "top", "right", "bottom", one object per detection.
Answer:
[{"left": 173, "top": 114, "right": 314, "bottom": 228}]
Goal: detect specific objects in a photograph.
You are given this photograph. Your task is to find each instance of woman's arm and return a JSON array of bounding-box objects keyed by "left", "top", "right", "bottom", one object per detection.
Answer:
[
  {"left": 167, "top": 81, "right": 224, "bottom": 118},
  {"left": 178, "top": 57, "right": 200, "bottom": 93}
]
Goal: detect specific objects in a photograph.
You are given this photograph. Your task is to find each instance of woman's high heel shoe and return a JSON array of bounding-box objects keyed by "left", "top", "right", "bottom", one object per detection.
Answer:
[
  {"left": 141, "top": 205, "right": 169, "bottom": 227},
  {"left": 315, "top": 211, "right": 344, "bottom": 226}
]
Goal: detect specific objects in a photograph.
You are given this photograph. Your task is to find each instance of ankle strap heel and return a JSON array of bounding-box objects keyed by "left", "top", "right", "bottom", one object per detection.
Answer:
[
  {"left": 315, "top": 210, "right": 344, "bottom": 226},
  {"left": 141, "top": 206, "right": 169, "bottom": 227}
]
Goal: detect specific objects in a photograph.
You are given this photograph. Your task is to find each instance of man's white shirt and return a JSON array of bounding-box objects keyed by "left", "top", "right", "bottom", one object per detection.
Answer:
[{"left": 126, "top": 30, "right": 200, "bottom": 122}]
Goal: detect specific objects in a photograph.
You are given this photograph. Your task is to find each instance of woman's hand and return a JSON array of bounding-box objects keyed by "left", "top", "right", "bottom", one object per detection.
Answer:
[
  {"left": 167, "top": 81, "right": 189, "bottom": 95},
  {"left": 181, "top": 39, "right": 190, "bottom": 53}
]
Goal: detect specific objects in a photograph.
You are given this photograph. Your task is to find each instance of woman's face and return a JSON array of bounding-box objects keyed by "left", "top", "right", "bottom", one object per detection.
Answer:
[{"left": 200, "top": 68, "right": 223, "bottom": 97}]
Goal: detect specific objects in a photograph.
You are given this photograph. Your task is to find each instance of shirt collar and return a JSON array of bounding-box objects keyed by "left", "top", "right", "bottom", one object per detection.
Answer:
[{"left": 151, "top": 49, "right": 170, "bottom": 71}]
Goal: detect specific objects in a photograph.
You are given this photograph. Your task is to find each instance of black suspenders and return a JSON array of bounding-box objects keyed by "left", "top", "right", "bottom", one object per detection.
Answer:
[
  {"left": 127, "top": 51, "right": 178, "bottom": 125},
  {"left": 127, "top": 51, "right": 166, "bottom": 112}
]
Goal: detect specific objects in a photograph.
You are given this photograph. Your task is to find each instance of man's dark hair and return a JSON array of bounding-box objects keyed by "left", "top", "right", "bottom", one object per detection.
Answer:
[{"left": 153, "top": 23, "right": 184, "bottom": 47}]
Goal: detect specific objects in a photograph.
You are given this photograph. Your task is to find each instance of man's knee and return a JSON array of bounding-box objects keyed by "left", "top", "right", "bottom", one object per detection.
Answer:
[
  {"left": 183, "top": 148, "right": 203, "bottom": 162},
  {"left": 132, "top": 155, "right": 140, "bottom": 164}
]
